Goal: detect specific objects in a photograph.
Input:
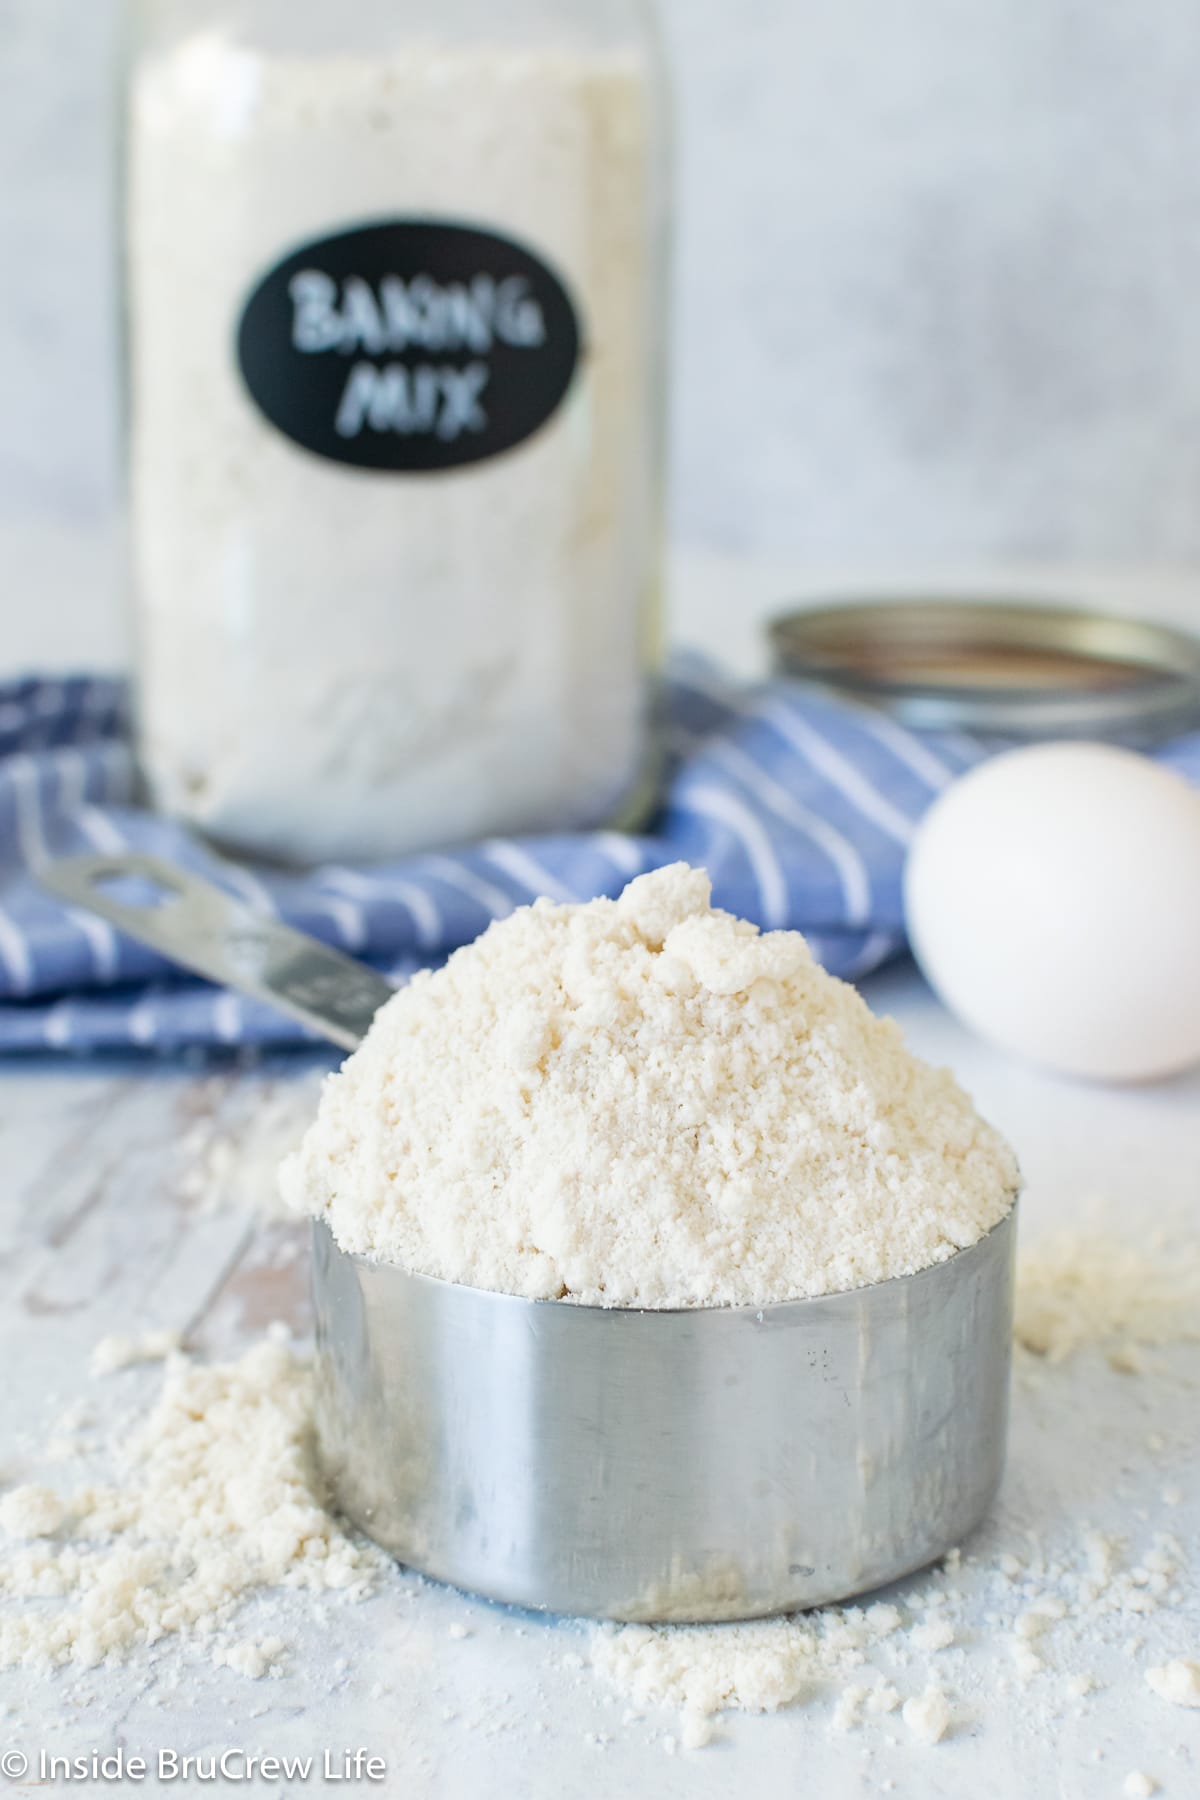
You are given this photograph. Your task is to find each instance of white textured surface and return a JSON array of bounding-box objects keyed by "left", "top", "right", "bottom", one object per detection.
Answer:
[
  {"left": 11, "top": 0, "right": 1200, "bottom": 640},
  {"left": 662, "top": 0, "right": 1200, "bottom": 562}
]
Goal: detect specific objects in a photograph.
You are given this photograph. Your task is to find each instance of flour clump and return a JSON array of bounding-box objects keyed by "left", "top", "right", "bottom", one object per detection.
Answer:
[
  {"left": 282, "top": 865, "right": 1016, "bottom": 1307},
  {"left": 1145, "top": 1658, "right": 1200, "bottom": 1707}
]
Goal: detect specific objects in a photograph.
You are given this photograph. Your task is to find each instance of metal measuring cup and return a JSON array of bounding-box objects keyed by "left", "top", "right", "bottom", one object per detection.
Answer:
[{"left": 43, "top": 852, "right": 1017, "bottom": 1622}]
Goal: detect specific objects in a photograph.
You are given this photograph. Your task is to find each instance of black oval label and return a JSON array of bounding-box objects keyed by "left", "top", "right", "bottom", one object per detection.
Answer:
[{"left": 235, "top": 220, "right": 582, "bottom": 473}]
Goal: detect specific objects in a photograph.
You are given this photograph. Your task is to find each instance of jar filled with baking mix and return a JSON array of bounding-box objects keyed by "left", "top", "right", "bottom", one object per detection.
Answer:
[{"left": 124, "top": 0, "right": 666, "bottom": 863}]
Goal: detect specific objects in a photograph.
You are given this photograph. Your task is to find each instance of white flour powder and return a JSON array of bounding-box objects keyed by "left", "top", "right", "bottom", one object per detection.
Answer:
[
  {"left": 1145, "top": 1659, "right": 1200, "bottom": 1707},
  {"left": 90, "top": 1329, "right": 182, "bottom": 1378},
  {"left": 590, "top": 1600, "right": 910, "bottom": 1726},
  {"left": 1014, "top": 1230, "right": 1200, "bottom": 1364},
  {"left": 0, "top": 1335, "right": 372, "bottom": 1671},
  {"left": 902, "top": 1685, "right": 952, "bottom": 1744},
  {"left": 590, "top": 1523, "right": 1191, "bottom": 1743},
  {"left": 281, "top": 864, "right": 1018, "bottom": 1305},
  {"left": 129, "top": 37, "right": 657, "bottom": 862}
]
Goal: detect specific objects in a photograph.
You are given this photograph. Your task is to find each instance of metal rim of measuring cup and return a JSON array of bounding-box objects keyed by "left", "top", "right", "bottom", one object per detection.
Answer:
[{"left": 312, "top": 1200, "right": 1018, "bottom": 1624}]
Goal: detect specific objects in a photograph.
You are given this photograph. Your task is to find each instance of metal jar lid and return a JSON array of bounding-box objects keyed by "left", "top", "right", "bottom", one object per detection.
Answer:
[{"left": 768, "top": 597, "right": 1200, "bottom": 743}]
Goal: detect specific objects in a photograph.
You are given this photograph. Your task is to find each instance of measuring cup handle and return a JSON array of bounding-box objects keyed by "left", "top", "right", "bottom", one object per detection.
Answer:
[{"left": 39, "top": 852, "right": 394, "bottom": 1050}]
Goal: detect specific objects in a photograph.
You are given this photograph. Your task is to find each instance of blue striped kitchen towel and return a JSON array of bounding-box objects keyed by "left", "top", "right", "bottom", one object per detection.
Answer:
[{"left": 2, "top": 660, "right": 1198, "bottom": 1052}]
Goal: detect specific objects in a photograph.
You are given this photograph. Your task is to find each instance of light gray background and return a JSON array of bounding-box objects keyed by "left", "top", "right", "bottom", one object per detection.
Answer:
[{"left": 7, "top": 0, "right": 1200, "bottom": 663}]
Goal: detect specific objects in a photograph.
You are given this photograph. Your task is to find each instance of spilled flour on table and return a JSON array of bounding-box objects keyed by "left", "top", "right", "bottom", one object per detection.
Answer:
[
  {"left": 90, "top": 1329, "right": 182, "bottom": 1378},
  {"left": 0, "top": 1331, "right": 374, "bottom": 1673},
  {"left": 588, "top": 1521, "right": 1194, "bottom": 1749},
  {"left": 1014, "top": 1227, "right": 1200, "bottom": 1366},
  {"left": 1145, "top": 1659, "right": 1200, "bottom": 1707},
  {"left": 590, "top": 1597, "right": 914, "bottom": 1744}
]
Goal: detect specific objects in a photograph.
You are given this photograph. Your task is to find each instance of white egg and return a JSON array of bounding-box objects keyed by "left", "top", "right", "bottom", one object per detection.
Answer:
[{"left": 904, "top": 742, "right": 1200, "bottom": 1082}]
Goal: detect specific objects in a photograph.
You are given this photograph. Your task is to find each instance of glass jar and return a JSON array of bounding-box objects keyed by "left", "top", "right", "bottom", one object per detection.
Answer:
[{"left": 124, "top": 0, "right": 667, "bottom": 864}]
